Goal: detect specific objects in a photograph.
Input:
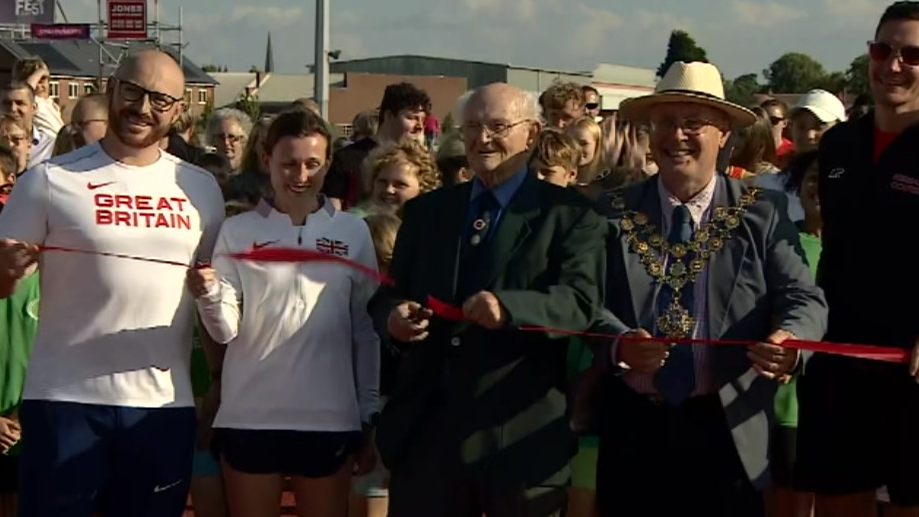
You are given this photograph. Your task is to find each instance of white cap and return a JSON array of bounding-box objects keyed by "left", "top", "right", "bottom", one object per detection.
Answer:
[{"left": 790, "top": 89, "right": 847, "bottom": 123}]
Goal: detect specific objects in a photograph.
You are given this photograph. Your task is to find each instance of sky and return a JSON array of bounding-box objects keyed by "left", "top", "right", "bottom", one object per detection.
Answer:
[{"left": 55, "top": 0, "right": 880, "bottom": 80}]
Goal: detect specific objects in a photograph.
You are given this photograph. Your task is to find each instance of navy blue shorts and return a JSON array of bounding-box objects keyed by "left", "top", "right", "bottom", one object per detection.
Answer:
[
  {"left": 17, "top": 400, "right": 196, "bottom": 517},
  {"left": 214, "top": 428, "right": 362, "bottom": 478}
]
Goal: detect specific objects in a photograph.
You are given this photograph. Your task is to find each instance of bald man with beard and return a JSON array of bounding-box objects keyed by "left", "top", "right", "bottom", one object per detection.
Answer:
[
  {"left": 0, "top": 49, "right": 225, "bottom": 517},
  {"left": 370, "top": 83, "right": 607, "bottom": 517}
]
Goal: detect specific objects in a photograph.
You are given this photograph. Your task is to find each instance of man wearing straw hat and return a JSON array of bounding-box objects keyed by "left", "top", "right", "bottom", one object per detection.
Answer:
[{"left": 586, "top": 61, "right": 827, "bottom": 517}]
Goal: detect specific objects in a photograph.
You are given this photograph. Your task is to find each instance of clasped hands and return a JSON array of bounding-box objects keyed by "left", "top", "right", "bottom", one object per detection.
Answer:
[
  {"left": 387, "top": 291, "right": 506, "bottom": 342},
  {"left": 617, "top": 328, "right": 799, "bottom": 379}
]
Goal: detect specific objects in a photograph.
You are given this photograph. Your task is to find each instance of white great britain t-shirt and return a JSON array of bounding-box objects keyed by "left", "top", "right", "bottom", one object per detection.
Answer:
[{"left": 0, "top": 142, "right": 225, "bottom": 408}]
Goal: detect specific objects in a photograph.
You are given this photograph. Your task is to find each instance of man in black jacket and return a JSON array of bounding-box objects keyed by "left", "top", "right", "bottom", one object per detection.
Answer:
[{"left": 794, "top": 3, "right": 919, "bottom": 515}]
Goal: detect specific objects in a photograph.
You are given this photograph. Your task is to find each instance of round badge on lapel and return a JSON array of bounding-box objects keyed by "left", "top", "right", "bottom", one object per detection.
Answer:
[{"left": 472, "top": 219, "right": 487, "bottom": 231}]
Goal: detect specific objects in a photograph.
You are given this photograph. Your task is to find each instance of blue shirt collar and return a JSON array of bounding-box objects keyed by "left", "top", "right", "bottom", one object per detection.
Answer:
[{"left": 470, "top": 168, "right": 529, "bottom": 207}]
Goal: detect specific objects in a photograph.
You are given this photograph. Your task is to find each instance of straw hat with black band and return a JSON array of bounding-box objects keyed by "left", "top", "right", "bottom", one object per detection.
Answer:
[{"left": 619, "top": 61, "right": 757, "bottom": 129}]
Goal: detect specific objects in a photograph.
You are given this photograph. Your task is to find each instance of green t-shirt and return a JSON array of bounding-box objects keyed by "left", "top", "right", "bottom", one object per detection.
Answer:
[
  {"left": 567, "top": 336, "right": 598, "bottom": 448},
  {"left": 774, "top": 232, "right": 821, "bottom": 428},
  {"left": 0, "top": 272, "right": 39, "bottom": 416},
  {"left": 0, "top": 272, "right": 40, "bottom": 456}
]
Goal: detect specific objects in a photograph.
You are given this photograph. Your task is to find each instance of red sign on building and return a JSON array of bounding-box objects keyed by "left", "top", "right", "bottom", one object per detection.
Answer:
[{"left": 107, "top": 0, "right": 147, "bottom": 40}]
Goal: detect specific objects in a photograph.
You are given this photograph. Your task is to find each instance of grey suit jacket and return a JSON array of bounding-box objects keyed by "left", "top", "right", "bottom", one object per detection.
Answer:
[{"left": 592, "top": 175, "right": 828, "bottom": 489}]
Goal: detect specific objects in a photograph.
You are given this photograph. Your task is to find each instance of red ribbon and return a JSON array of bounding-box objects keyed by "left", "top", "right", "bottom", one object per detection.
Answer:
[
  {"left": 426, "top": 295, "right": 909, "bottom": 364},
  {"left": 38, "top": 245, "right": 394, "bottom": 286},
  {"left": 36, "top": 245, "right": 911, "bottom": 364}
]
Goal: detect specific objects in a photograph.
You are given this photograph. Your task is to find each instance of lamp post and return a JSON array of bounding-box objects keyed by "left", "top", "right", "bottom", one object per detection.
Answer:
[{"left": 313, "top": 0, "right": 330, "bottom": 120}]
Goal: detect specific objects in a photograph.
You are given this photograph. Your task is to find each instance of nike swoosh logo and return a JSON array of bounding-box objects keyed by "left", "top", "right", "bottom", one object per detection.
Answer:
[
  {"left": 87, "top": 181, "right": 115, "bottom": 190},
  {"left": 253, "top": 240, "right": 278, "bottom": 250},
  {"left": 153, "top": 479, "right": 182, "bottom": 493}
]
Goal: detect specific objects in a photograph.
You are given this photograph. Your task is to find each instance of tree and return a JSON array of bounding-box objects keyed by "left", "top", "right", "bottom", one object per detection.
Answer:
[
  {"left": 201, "top": 64, "right": 220, "bottom": 72},
  {"left": 248, "top": 65, "right": 259, "bottom": 73},
  {"left": 763, "top": 52, "right": 827, "bottom": 93},
  {"left": 657, "top": 30, "right": 709, "bottom": 78},
  {"left": 814, "top": 71, "right": 847, "bottom": 94},
  {"left": 845, "top": 54, "right": 870, "bottom": 97},
  {"left": 724, "top": 73, "right": 761, "bottom": 106},
  {"left": 196, "top": 100, "right": 214, "bottom": 133},
  {"left": 236, "top": 92, "right": 261, "bottom": 121}
]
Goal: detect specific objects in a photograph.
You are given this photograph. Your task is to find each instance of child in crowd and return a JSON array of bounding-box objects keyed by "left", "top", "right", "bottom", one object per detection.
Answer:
[
  {"left": 766, "top": 150, "right": 819, "bottom": 517},
  {"left": 356, "top": 140, "right": 441, "bottom": 217},
  {"left": 0, "top": 145, "right": 39, "bottom": 516},
  {"left": 0, "top": 147, "right": 17, "bottom": 208},
  {"left": 529, "top": 128, "right": 597, "bottom": 517},
  {"left": 350, "top": 212, "right": 402, "bottom": 517},
  {"left": 0, "top": 116, "right": 31, "bottom": 178},
  {"left": 528, "top": 129, "right": 580, "bottom": 187},
  {"left": 434, "top": 133, "right": 472, "bottom": 187},
  {"left": 565, "top": 117, "right": 604, "bottom": 186}
]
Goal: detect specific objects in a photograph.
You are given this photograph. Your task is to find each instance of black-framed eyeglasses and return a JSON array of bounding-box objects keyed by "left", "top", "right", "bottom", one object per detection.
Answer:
[
  {"left": 769, "top": 116, "right": 785, "bottom": 125},
  {"left": 461, "top": 119, "right": 530, "bottom": 139},
  {"left": 114, "top": 78, "right": 183, "bottom": 112}
]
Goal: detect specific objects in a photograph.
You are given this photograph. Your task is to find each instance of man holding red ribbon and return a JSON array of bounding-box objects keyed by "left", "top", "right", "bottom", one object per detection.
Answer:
[
  {"left": 795, "top": 3, "right": 919, "bottom": 516},
  {"left": 587, "top": 61, "right": 828, "bottom": 517},
  {"left": 372, "top": 83, "right": 606, "bottom": 517},
  {"left": 0, "top": 50, "right": 225, "bottom": 517}
]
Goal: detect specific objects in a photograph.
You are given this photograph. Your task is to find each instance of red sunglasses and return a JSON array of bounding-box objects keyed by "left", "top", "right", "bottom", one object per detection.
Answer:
[{"left": 868, "top": 40, "right": 919, "bottom": 66}]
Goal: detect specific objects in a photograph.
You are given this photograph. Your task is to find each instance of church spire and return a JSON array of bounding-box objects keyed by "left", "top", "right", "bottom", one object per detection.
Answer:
[{"left": 264, "top": 32, "right": 275, "bottom": 73}]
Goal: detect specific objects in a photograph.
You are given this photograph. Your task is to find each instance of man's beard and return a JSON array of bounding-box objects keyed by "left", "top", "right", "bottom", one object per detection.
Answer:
[{"left": 110, "top": 108, "right": 169, "bottom": 149}]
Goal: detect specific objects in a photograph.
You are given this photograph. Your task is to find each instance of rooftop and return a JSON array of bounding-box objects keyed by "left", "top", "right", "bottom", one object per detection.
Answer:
[{"left": 0, "top": 38, "right": 216, "bottom": 85}]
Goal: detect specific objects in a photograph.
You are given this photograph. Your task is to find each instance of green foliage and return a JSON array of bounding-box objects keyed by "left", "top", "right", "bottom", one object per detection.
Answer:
[
  {"left": 196, "top": 99, "right": 214, "bottom": 133},
  {"left": 845, "top": 54, "right": 870, "bottom": 97},
  {"left": 236, "top": 92, "right": 261, "bottom": 121},
  {"left": 763, "top": 53, "right": 827, "bottom": 93},
  {"left": 724, "top": 73, "right": 761, "bottom": 106},
  {"left": 657, "top": 30, "right": 709, "bottom": 78}
]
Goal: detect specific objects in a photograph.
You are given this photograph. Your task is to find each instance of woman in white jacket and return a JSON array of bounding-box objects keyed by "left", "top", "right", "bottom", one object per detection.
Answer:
[{"left": 187, "top": 108, "right": 380, "bottom": 517}]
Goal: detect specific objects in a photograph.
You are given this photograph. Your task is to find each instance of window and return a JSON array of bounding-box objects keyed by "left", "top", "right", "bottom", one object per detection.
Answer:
[
  {"left": 197, "top": 89, "right": 207, "bottom": 104},
  {"left": 185, "top": 88, "right": 192, "bottom": 103},
  {"left": 84, "top": 83, "right": 94, "bottom": 95},
  {"left": 68, "top": 82, "right": 79, "bottom": 99},
  {"left": 49, "top": 81, "right": 59, "bottom": 99},
  {"left": 338, "top": 124, "right": 353, "bottom": 137}
]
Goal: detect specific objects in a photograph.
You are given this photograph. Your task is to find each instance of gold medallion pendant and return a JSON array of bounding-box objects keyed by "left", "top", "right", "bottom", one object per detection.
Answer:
[{"left": 612, "top": 189, "right": 760, "bottom": 338}]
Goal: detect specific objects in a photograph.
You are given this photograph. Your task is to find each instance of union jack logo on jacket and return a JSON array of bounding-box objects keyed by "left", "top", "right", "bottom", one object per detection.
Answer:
[{"left": 315, "top": 237, "right": 349, "bottom": 257}]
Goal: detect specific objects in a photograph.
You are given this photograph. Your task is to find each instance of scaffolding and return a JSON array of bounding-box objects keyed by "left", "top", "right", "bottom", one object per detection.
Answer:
[{"left": 0, "top": 0, "right": 187, "bottom": 85}]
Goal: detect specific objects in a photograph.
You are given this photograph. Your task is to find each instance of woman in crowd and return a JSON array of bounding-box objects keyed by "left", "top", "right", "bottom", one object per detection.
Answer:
[
  {"left": 188, "top": 109, "right": 379, "bottom": 517},
  {"left": 225, "top": 115, "right": 273, "bottom": 205},
  {"left": 207, "top": 108, "right": 253, "bottom": 174},
  {"left": 730, "top": 107, "right": 780, "bottom": 180}
]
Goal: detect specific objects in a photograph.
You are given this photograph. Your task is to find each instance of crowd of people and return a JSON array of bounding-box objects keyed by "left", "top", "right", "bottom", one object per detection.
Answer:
[{"left": 0, "top": 1, "right": 915, "bottom": 517}]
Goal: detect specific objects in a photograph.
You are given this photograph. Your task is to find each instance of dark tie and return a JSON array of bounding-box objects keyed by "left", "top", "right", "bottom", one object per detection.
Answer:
[
  {"left": 456, "top": 191, "right": 500, "bottom": 301},
  {"left": 654, "top": 204, "right": 697, "bottom": 405}
]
